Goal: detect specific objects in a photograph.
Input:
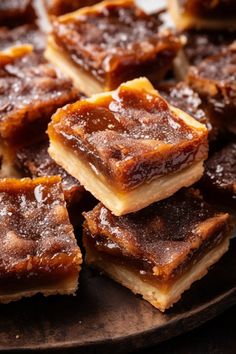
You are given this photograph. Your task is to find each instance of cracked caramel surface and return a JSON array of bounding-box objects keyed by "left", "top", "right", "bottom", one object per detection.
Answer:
[
  {"left": 0, "top": 177, "right": 81, "bottom": 282},
  {"left": 83, "top": 188, "right": 230, "bottom": 280},
  {"left": 0, "top": 50, "right": 78, "bottom": 142},
  {"left": 49, "top": 81, "right": 208, "bottom": 191},
  {"left": 52, "top": 0, "right": 181, "bottom": 87},
  {"left": 16, "top": 140, "right": 84, "bottom": 203}
]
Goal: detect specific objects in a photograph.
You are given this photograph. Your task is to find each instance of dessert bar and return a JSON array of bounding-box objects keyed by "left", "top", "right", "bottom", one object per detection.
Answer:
[
  {"left": 83, "top": 188, "right": 231, "bottom": 311},
  {"left": 15, "top": 140, "right": 85, "bottom": 206},
  {"left": 48, "top": 77, "right": 208, "bottom": 215},
  {"left": 0, "top": 0, "right": 36, "bottom": 27},
  {"left": 168, "top": 0, "right": 236, "bottom": 30},
  {"left": 0, "top": 45, "right": 78, "bottom": 144},
  {"left": 201, "top": 142, "right": 236, "bottom": 204},
  {"left": 0, "top": 176, "right": 82, "bottom": 303},
  {"left": 188, "top": 43, "right": 236, "bottom": 135},
  {"left": 46, "top": 0, "right": 182, "bottom": 95}
]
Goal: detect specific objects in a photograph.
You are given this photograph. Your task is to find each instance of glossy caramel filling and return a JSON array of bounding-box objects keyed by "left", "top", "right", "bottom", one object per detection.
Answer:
[
  {"left": 51, "top": 0, "right": 181, "bottom": 88},
  {"left": 49, "top": 80, "right": 208, "bottom": 192},
  {"left": 16, "top": 140, "right": 84, "bottom": 204},
  {"left": 0, "top": 177, "right": 82, "bottom": 287},
  {"left": 84, "top": 225, "right": 227, "bottom": 289},
  {"left": 0, "top": 50, "right": 78, "bottom": 142}
]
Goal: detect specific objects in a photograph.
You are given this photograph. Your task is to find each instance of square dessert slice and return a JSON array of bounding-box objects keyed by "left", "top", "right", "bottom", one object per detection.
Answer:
[
  {"left": 0, "top": 45, "right": 78, "bottom": 144},
  {"left": 187, "top": 43, "right": 236, "bottom": 135},
  {"left": 45, "top": 0, "right": 182, "bottom": 95},
  {"left": 0, "top": 176, "right": 82, "bottom": 303},
  {"left": 15, "top": 140, "right": 85, "bottom": 206},
  {"left": 201, "top": 142, "right": 236, "bottom": 204},
  {"left": 0, "top": 0, "right": 36, "bottom": 27},
  {"left": 83, "top": 188, "right": 231, "bottom": 311},
  {"left": 168, "top": 0, "right": 236, "bottom": 30},
  {"left": 48, "top": 77, "right": 208, "bottom": 216},
  {"left": 173, "top": 30, "right": 236, "bottom": 80}
]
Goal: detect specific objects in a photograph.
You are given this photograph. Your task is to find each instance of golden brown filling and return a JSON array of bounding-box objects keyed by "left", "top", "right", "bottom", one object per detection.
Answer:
[
  {"left": 84, "top": 225, "right": 227, "bottom": 288},
  {"left": 83, "top": 188, "right": 230, "bottom": 281},
  {"left": 188, "top": 44, "right": 236, "bottom": 134},
  {"left": 0, "top": 177, "right": 81, "bottom": 285},
  {"left": 49, "top": 85, "right": 208, "bottom": 191},
  {"left": 52, "top": 1, "right": 181, "bottom": 86},
  {"left": 0, "top": 52, "right": 78, "bottom": 142},
  {"left": 15, "top": 140, "right": 84, "bottom": 204}
]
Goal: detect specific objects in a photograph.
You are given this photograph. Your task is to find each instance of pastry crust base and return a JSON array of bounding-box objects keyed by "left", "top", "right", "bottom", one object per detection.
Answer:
[
  {"left": 168, "top": 0, "right": 236, "bottom": 30},
  {"left": 45, "top": 36, "right": 105, "bottom": 96},
  {"left": 0, "top": 271, "right": 80, "bottom": 304},
  {"left": 49, "top": 138, "right": 204, "bottom": 216},
  {"left": 84, "top": 237, "right": 230, "bottom": 311}
]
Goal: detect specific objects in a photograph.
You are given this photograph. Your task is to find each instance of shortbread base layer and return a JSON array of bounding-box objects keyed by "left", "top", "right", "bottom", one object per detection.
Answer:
[
  {"left": 45, "top": 37, "right": 106, "bottom": 95},
  {"left": 49, "top": 138, "right": 204, "bottom": 216},
  {"left": 84, "top": 237, "right": 230, "bottom": 312},
  {"left": 168, "top": 0, "right": 236, "bottom": 30},
  {"left": 0, "top": 271, "right": 80, "bottom": 304}
]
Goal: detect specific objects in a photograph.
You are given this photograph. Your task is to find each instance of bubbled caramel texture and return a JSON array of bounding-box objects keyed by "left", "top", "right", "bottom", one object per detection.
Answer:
[
  {"left": 0, "top": 52, "right": 78, "bottom": 141},
  {"left": 16, "top": 140, "right": 84, "bottom": 203},
  {"left": 0, "top": 177, "right": 79, "bottom": 275},
  {"left": 52, "top": 1, "right": 181, "bottom": 84},
  {"left": 50, "top": 85, "right": 207, "bottom": 190},
  {"left": 84, "top": 188, "right": 228, "bottom": 276}
]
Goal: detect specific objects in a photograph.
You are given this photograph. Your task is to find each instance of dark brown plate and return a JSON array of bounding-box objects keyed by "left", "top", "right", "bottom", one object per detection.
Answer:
[{"left": 0, "top": 238, "right": 235, "bottom": 353}]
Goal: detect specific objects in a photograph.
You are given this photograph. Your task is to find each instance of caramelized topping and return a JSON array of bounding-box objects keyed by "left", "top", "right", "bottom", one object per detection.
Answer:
[
  {"left": 84, "top": 188, "right": 229, "bottom": 272},
  {"left": 183, "top": 30, "right": 236, "bottom": 65},
  {"left": 52, "top": 0, "right": 180, "bottom": 82},
  {"left": 158, "top": 82, "right": 209, "bottom": 127},
  {"left": 0, "top": 177, "right": 79, "bottom": 271},
  {"left": 188, "top": 44, "right": 236, "bottom": 96},
  {"left": 49, "top": 81, "right": 207, "bottom": 190},
  {"left": 44, "top": 0, "right": 99, "bottom": 16},
  {"left": 0, "top": 50, "right": 78, "bottom": 140},
  {"left": 16, "top": 140, "right": 84, "bottom": 202}
]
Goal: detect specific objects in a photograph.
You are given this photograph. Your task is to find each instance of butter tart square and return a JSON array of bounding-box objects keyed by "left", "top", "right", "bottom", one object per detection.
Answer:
[
  {"left": 48, "top": 77, "right": 208, "bottom": 216},
  {"left": 0, "top": 45, "right": 78, "bottom": 144},
  {"left": 0, "top": 176, "right": 82, "bottom": 303},
  {"left": 45, "top": 0, "right": 182, "bottom": 95},
  {"left": 187, "top": 43, "right": 236, "bottom": 135},
  {"left": 83, "top": 188, "right": 231, "bottom": 311}
]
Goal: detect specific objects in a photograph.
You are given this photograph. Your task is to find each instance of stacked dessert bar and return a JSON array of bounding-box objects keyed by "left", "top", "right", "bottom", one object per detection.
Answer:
[{"left": 0, "top": 0, "right": 234, "bottom": 312}]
